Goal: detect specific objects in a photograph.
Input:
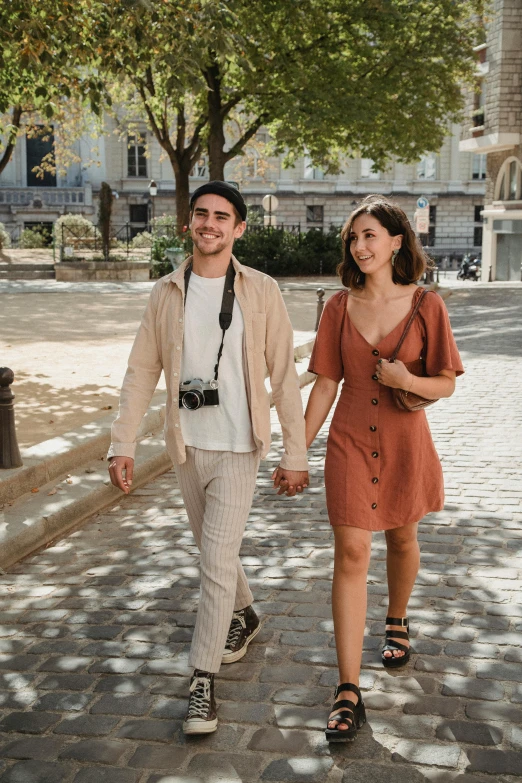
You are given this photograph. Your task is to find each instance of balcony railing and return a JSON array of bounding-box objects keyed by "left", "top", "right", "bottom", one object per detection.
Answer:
[{"left": 0, "top": 187, "right": 91, "bottom": 208}]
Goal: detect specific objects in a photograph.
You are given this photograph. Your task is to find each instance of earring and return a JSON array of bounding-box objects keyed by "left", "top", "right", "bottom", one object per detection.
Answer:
[{"left": 391, "top": 249, "right": 399, "bottom": 267}]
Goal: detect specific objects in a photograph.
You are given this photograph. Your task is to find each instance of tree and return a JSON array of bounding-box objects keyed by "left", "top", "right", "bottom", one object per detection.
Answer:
[
  {"left": 98, "top": 181, "right": 113, "bottom": 261},
  {"left": 0, "top": 0, "right": 103, "bottom": 177},
  {"left": 85, "top": 0, "right": 484, "bottom": 230}
]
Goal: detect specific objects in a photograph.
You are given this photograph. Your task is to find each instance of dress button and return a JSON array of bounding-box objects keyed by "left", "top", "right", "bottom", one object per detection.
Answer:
[
  {"left": 372, "top": 374, "right": 378, "bottom": 381},
  {"left": 173, "top": 372, "right": 178, "bottom": 377},
  {"left": 175, "top": 423, "right": 179, "bottom": 428},
  {"left": 372, "top": 451, "right": 379, "bottom": 458},
  {"left": 372, "top": 398, "right": 378, "bottom": 405},
  {"left": 372, "top": 349, "right": 379, "bottom": 356},
  {"left": 176, "top": 345, "right": 181, "bottom": 350},
  {"left": 372, "top": 503, "right": 377, "bottom": 509},
  {"left": 370, "top": 425, "right": 377, "bottom": 432},
  {"left": 372, "top": 477, "right": 379, "bottom": 484}
]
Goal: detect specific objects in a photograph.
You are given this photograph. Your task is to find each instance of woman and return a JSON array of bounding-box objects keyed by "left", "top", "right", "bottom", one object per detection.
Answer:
[{"left": 305, "top": 195, "right": 464, "bottom": 743}]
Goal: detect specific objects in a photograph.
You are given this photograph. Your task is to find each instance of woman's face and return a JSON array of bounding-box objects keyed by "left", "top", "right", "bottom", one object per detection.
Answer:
[{"left": 349, "top": 213, "right": 402, "bottom": 277}]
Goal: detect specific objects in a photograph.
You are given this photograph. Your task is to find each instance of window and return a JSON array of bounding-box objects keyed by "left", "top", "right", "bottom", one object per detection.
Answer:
[
  {"left": 417, "top": 154, "right": 436, "bottom": 180},
  {"left": 127, "top": 133, "right": 147, "bottom": 177},
  {"left": 306, "top": 205, "right": 324, "bottom": 223},
  {"left": 472, "top": 154, "right": 487, "bottom": 180},
  {"left": 26, "top": 126, "right": 56, "bottom": 187},
  {"left": 474, "top": 226, "right": 483, "bottom": 246},
  {"left": 129, "top": 205, "right": 148, "bottom": 223},
  {"left": 509, "top": 160, "right": 519, "bottom": 200},
  {"left": 192, "top": 157, "right": 208, "bottom": 178},
  {"left": 245, "top": 152, "right": 261, "bottom": 179},
  {"left": 360, "top": 159, "right": 380, "bottom": 179},
  {"left": 495, "top": 158, "right": 522, "bottom": 201},
  {"left": 304, "top": 156, "right": 324, "bottom": 180},
  {"left": 474, "top": 206, "right": 483, "bottom": 222}
]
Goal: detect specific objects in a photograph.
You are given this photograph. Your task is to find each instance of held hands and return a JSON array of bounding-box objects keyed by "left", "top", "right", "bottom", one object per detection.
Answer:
[
  {"left": 272, "top": 467, "right": 309, "bottom": 497},
  {"left": 375, "top": 358, "right": 413, "bottom": 391},
  {"left": 108, "top": 456, "right": 134, "bottom": 494}
]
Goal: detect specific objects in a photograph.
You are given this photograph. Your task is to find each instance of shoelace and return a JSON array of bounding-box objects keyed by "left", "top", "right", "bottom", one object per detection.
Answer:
[
  {"left": 225, "top": 611, "right": 246, "bottom": 649},
  {"left": 186, "top": 675, "right": 212, "bottom": 720}
]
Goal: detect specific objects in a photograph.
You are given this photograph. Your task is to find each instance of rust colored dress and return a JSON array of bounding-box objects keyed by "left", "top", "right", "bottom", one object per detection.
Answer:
[{"left": 308, "top": 288, "right": 464, "bottom": 531}]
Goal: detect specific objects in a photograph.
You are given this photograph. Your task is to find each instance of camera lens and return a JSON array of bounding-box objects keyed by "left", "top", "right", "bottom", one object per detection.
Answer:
[{"left": 182, "top": 390, "right": 204, "bottom": 410}]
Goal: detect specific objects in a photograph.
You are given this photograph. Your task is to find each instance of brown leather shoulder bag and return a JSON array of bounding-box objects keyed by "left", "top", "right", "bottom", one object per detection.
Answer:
[{"left": 389, "top": 289, "right": 438, "bottom": 412}]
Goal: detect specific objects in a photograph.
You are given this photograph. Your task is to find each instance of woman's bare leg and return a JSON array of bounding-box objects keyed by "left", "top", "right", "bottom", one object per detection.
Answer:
[
  {"left": 329, "top": 526, "right": 372, "bottom": 729},
  {"left": 384, "top": 522, "right": 420, "bottom": 658}
]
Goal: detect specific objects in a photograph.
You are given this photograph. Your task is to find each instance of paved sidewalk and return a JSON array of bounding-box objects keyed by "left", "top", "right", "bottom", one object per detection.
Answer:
[{"left": 0, "top": 287, "right": 521, "bottom": 782}]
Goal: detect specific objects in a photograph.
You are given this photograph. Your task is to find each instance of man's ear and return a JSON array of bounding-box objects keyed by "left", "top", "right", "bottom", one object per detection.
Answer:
[{"left": 234, "top": 221, "right": 247, "bottom": 239}]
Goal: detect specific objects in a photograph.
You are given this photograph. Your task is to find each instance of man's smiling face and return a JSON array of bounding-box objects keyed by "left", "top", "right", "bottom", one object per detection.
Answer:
[{"left": 190, "top": 193, "right": 246, "bottom": 257}]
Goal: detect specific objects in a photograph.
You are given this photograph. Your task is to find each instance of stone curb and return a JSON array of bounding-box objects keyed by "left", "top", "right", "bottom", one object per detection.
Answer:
[
  {"left": 0, "top": 350, "right": 315, "bottom": 571},
  {"left": 1, "top": 337, "right": 316, "bottom": 507}
]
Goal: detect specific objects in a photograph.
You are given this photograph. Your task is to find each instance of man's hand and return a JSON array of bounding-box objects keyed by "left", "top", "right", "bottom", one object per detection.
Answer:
[
  {"left": 272, "top": 467, "right": 309, "bottom": 497},
  {"left": 108, "top": 456, "right": 134, "bottom": 494}
]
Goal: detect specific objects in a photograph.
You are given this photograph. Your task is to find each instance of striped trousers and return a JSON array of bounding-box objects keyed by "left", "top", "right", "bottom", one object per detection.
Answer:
[{"left": 174, "top": 447, "right": 260, "bottom": 673}]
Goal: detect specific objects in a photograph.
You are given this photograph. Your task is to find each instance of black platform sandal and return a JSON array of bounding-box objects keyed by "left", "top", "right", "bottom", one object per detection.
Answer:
[
  {"left": 381, "top": 616, "right": 410, "bottom": 669},
  {"left": 324, "top": 682, "right": 366, "bottom": 743}
]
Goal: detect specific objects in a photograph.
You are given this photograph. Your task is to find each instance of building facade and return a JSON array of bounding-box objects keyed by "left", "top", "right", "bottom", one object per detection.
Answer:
[
  {"left": 1, "top": 114, "right": 485, "bottom": 259},
  {"left": 460, "top": 0, "right": 522, "bottom": 281}
]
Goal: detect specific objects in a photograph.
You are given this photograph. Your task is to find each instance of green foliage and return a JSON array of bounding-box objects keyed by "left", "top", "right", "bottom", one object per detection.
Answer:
[
  {"left": 0, "top": 1, "right": 102, "bottom": 174},
  {"left": 151, "top": 225, "right": 192, "bottom": 279},
  {"left": 18, "top": 227, "right": 50, "bottom": 249},
  {"left": 75, "top": 0, "right": 485, "bottom": 226},
  {"left": 0, "top": 222, "right": 11, "bottom": 250},
  {"left": 54, "top": 214, "right": 96, "bottom": 246},
  {"left": 129, "top": 231, "right": 153, "bottom": 249},
  {"left": 234, "top": 226, "right": 342, "bottom": 276}
]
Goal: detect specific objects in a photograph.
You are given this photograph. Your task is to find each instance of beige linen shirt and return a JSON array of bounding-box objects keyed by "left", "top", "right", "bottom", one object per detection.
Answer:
[{"left": 109, "top": 255, "right": 309, "bottom": 471}]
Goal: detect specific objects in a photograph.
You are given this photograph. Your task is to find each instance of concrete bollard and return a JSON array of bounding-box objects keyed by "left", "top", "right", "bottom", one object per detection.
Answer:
[
  {"left": 0, "top": 368, "right": 23, "bottom": 469},
  {"left": 315, "top": 288, "right": 325, "bottom": 331}
]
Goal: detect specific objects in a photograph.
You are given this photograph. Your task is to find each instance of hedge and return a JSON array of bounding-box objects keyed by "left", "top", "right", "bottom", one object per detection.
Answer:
[
  {"left": 234, "top": 226, "right": 342, "bottom": 276},
  {"left": 150, "top": 225, "right": 342, "bottom": 279}
]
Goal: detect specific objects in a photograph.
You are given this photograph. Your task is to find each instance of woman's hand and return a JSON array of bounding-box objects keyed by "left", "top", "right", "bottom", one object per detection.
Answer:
[
  {"left": 375, "top": 358, "right": 412, "bottom": 391},
  {"left": 272, "top": 467, "right": 309, "bottom": 497}
]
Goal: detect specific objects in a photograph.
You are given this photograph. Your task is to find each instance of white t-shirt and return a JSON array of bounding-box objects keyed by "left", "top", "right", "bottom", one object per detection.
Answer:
[{"left": 179, "top": 271, "right": 256, "bottom": 452}]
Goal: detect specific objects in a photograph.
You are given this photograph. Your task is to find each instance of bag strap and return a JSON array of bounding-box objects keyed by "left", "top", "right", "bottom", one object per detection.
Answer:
[
  {"left": 389, "top": 288, "right": 428, "bottom": 363},
  {"left": 184, "top": 260, "right": 236, "bottom": 382}
]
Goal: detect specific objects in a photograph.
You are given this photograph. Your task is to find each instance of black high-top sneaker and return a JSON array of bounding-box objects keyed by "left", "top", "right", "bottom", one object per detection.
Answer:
[
  {"left": 182, "top": 670, "right": 217, "bottom": 734},
  {"left": 222, "top": 605, "right": 261, "bottom": 664}
]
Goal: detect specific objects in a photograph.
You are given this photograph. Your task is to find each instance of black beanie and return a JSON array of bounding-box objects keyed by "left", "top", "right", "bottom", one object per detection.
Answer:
[{"left": 190, "top": 180, "right": 247, "bottom": 222}]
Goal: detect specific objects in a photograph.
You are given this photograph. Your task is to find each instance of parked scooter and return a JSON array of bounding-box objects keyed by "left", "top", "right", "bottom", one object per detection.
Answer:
[{"left": 457, "top": 255, "right": 480, "bottom": 281}]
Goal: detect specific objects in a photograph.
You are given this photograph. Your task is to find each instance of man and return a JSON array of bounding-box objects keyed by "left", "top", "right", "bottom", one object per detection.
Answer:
[{"left": 108, "top": 181, "right": 309, "bottom": 735}]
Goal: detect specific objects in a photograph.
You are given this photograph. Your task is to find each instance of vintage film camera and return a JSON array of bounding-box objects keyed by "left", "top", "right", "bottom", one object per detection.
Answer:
[{"left": 179, "top": 379, "right": 219, "bottom": 410}]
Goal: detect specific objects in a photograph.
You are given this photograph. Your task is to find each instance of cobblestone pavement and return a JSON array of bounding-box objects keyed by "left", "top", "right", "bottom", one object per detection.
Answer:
[{"left": 1, "top": 286, "right": 522, "bottom": 783}]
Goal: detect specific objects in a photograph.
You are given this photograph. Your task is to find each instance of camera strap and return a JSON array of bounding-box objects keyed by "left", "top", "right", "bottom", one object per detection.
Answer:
[{"left": 183, "top": 260, "right": 236, "bottom": 382}]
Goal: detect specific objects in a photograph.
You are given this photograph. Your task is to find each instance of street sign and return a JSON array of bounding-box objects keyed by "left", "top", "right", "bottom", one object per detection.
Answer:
[
  {"left": 416, "top": 205, "right": 430, "bottom": 220},
  {"left": 416, "top": 216, "right": 430, "bottom": 234},
  {"left": 262, "top": 194, "right": 279, "bottom": 213},
  {"left": 417, "top": 196, "right": 429, "bottom": 209}
]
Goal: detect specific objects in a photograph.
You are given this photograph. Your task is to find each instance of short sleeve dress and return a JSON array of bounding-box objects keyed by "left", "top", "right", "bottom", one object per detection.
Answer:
[{"left": 308, "top": 287, "right": 464, "bottom": 530}]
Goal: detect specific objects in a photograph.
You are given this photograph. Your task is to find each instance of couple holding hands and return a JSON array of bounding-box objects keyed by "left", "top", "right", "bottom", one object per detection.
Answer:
[{"left": 108, "top": 181, "right": 463, "bottom": 741}]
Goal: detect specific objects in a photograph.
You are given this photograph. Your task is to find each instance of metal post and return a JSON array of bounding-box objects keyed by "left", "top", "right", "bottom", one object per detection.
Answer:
[
  {"left": 315, "top": 288, "right": 325, "bottom": 331},
  {"left": 0, "top": 368, "right": 23, "bottom": 469}
]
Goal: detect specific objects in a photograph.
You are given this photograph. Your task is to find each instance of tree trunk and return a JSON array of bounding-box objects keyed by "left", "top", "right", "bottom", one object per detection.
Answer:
[
  {"left": 205, "top": 60, "right": 228, "bottom": 181},
  {"left": 0, "top": 106, "right": 23, "bottom": 176},
  {"left": 173, "top": 158, "right": 191, "bottom": 234}
]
